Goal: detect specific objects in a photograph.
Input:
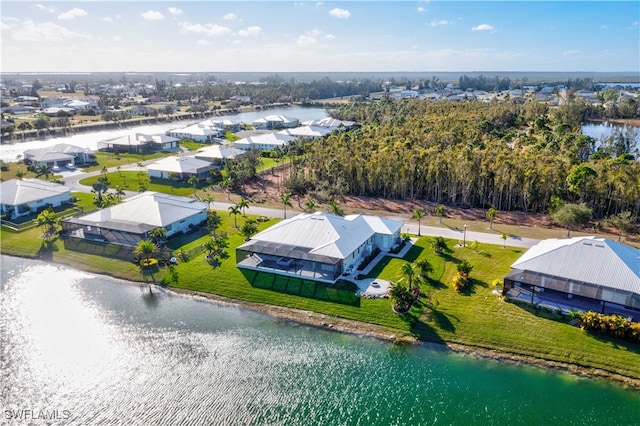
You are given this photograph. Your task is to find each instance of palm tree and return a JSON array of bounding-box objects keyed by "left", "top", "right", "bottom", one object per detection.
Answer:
[
  {"left": 114, "top": 185, "right": 125, "bottom": 202},
  {"left": 221, "top": 176, "right": 233, "bottom": 200},
  {"left": 237, "top": 197, "right": 249, "bottom": 216},
  {"left": 501, "top": 233, "right": 508, "bottom": 248},
  {"left": 431, "top": 236, "right": 446, "bottom": 255},
  {"left": 187, "top": 175, "right": 198, "bottom": 195},
  {"left": 134, "top": 239, "right": 157, "bottom": 264},
  {"left": 388, "top": 281, "right": 414, "bottom": 313},
  {"left": 228, "top": 205, "right": 241, "bottom": 228},
  {"left": 36, "top": 208, "right": 60, "bottom": 241},
  {"left": 304, "top": 197, "right": 317, "bottom": 212},
  {"left": 148, "top": 227, "right": 167, "bottom": 245},
  {"left": 207, "top": 210, "right": 222, "bottom": 236},
  {"left": 280, "top": 193, "right": 292, "bottom": 219},
  {"left": 415, "top": 258, "right": 433, "bottom": 280},
  {"left": 486, "top": 207, "right": 498, "bottom": 230},
  {"left": 411, "top": 208, "right": 425, "bottom": 236},
  {"left": 35, "top": 164, "right": 51, "bottom": 180},
  {"left": 327, "top": 199, "right": 344, "bottom": 216},
  {"left": 435, "top": 205, "right": 445, "bottom": 224},
  {"left": 401, "top": 262, "right": 416, "bottom": 291},
  {"left": 240, "top": 218, "right": 259, "bottom": 240}
]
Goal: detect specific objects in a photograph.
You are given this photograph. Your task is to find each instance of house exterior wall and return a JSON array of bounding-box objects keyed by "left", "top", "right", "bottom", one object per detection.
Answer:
[{"left": 1, "top": 191, "right": 71, "bottom": 219}]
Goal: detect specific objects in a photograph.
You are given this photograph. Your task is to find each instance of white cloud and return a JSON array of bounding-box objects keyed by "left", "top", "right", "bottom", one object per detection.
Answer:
[
  {"left": 11, "top": 19, "right": 89, "bottom": 42},
  {"left": 325, "top": 34, "right": 335, "bottom": 40},
  {"left": 113, "top": 35, "right": 123, "bottom": 42},
  {"left": 417, "top": 7, "right": 425, "bottom": 13},
  {"left": 168, "top": 7, "right": 183, "bottom": 17},
  {"left": 58, "top": 8, "right": 87, "bottom": 20},
  {"left": 1, "top": 22, "right": 11, "bottom": 30},
  {"left": 223, "top": 13, "right": 238, "bottom": 21},
  {"left": 179, "top": 22, "right": 231, "bottom": 36},
  {"left": 141, "top": 10, "right": 165, "bottom": 21},
  {"left": 431, "top": 20, "right": 451, "bottom": 27},
  {"left": 308, "top": 29, "right": 322, "bottom": 37},
  {"left": 34, "top": 4, "right": 56, "bottom": 13},
  {"left": 563, "top": 50, "right": 581, "bottom": 56},
  {"left": 238, "top": 26, "right": 262, "bottom": 37},
  {"left": 197, "top": 39, "right": 210, "bottom": 45},
  {"left": 297, "top": 35, "right": 317, "bottom": 47},
  {"left": 329, "top": 8, "right": 351, "bottom": 19},
  {"left": 472, "top": 24, "right": 495, "bottom": 31},
  {"left": 630, "top": 21, "right": 639, "bottom": 28}
]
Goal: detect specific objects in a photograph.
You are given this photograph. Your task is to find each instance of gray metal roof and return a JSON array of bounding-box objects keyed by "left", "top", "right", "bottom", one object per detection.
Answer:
[
  {"left": 0, "top": 178, "right": 71, "bottom": 206},
  {"left": 511, "top": 236, "right": 640, "bottom": 295}
]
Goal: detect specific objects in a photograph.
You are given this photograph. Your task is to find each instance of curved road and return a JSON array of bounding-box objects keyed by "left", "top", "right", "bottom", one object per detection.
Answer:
[{"left": 59, "top": 165, "right": 540, "bottom": 249}]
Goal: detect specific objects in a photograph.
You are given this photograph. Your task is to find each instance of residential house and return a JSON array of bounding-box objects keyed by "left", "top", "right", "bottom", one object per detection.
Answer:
[
  {"left": 167, "top": 123, "right": 222, "bottom": 143},
  {"left": 252, "top": 115, "right": 299, "bottom": 130},
  {"left": 232, "top": 132, "right": 297, "bottom": 151},
  {"left": 277, "top": 125, "right": 333, "bottom": 140},
  {"left": 301, "top": 117, "right": 356, "bottom": 130},
  {"left": 97, "top": 133, "right": 179, "bottom": 153},
  {"left": 503, "top": 236, "right": 640, "bottom": 320},
  {"left": 236, "top": 212, "right": 403, "bottom": 283},
  {"left": 194, "top": 145, "right": 246, "bottom": 166},
  {"left": 24, "top": 143, "right": 96, "bottom": 168},
  {"left": 62, "top": 192, "right": 207, "bottom": 247},
  {"left": 0, "top": 179, "right": 72, "bottom": 219},
  {"left": 146, "top": 156, "right": 216, "bottom": 180}
]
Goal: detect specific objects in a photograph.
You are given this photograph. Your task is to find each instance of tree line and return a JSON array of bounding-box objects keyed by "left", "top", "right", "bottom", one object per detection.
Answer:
[{"left": 292, "top": 98, "right": 639, "bottom": 220}]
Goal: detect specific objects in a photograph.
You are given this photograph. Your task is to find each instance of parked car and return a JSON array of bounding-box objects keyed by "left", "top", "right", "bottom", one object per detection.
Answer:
[
  {"left": 66, "top": 163, "right": 76, "bottom": 170},
  {"left": 51, "top": 165, "right": 60, "bottom": 172}
]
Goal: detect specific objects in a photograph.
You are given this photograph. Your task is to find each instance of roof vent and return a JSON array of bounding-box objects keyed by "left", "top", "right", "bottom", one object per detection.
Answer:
[
  {"left": 583, "top": 241, "right": 593, "bottom": 246},
  {"left": 595, "top": 244, "right": 605, "bottom": 248}
]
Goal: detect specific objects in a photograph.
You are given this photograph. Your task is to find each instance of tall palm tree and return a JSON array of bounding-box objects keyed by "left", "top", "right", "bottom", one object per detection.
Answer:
[
  {"left": 486, "top": 207, "right": 498, "bottom": 230},
  {"left": 228, "top": 205, "right": 241, "bottom": 228},
  {"left": 148, "top": 227, "right": 167, "bottom": 245},
  {"left": 221, "top": 176, "right": 233, "bottom": 201},
  {"left": 280, "top": 193, "right": 292, "bottom": 219},
  {"left": 36, "top": 208, "right": 60, "bottom": 241},
  {"left": 187, "top": 175, "right": 198, "bottom": 195},
  {"left": 411, "top": 208, "right": 425, "bottom": 236},
  {"left": 237, "top": 197, "right": 249, "bottom": 216},
  {"left": 327, "top": 199, "right": 344, "bottom": 216},
  {"left": 207, "top": 210, "right": 222, "bottom": 236},
  {"left": 401, "top": 262, "right": 416, "bottom": 291},
  {"left": 435, "top": 205, "right": 445, "bottom": 224}
]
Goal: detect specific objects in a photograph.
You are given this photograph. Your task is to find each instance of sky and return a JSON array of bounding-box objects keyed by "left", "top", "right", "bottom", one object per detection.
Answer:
[{"left": 1, "top": 1, "right": 638, "bottom": 73}]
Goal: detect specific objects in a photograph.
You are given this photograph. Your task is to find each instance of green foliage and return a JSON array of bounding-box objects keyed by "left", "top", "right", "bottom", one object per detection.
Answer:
[
  {"left": 551, "top": 203, "right": 592, "bottom": 237},
  {"left": 576, "top": 311, "right": 640, "bottom": 343}
]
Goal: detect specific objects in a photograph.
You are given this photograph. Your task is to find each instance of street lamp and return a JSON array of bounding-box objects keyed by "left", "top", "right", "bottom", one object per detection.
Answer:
[{"left": 463, "top": 224, "right": 467, "bottom": 247}]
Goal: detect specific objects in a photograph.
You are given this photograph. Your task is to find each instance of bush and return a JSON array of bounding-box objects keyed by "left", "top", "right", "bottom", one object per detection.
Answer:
[
  {"left": 576, "top": 311, "right": 639, "bottom": 343},
  {"left": 140, "top": 258, "right": 158, "bottom": 269}
]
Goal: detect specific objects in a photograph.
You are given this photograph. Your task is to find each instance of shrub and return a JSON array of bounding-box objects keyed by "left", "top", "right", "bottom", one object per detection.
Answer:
[
  {"left": 140, "top": 258, "right": 158, "bottom": 269},
  {"left": 452, "top": 271, "right": 469, "bottom": 292}
]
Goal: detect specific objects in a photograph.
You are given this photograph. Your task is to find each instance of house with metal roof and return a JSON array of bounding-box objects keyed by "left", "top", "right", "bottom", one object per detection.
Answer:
[
  {"left": 503, "top": 236, "right": 640, "bottom": 319},
  {"left": 277, "top": 125, "right": 333, "bottom": 140},
  {"left": 166, "top": 123, "right": 223, "bottom": 143},
  {"left": 97, "top": 133, "right": 179, "bottom": 153},
  {"left": 146, "top": 156, "right": 216, "bottom": 180},
  {"left": 236, "top": 212, "right": 403, "bottom": 283},
  {"left": 62, "top": 192, "right": 207, "bottom": 247},
  {"left": 232, "top": 132, "right": 297, "bottom": 151},
  {"left": 194, "top": 145, "right": 246, "bottom": 166},
  {"left": 24, "top": 143, "right": 96, "bottom": 168},
  {"left": 252, "top": 115, "right": 299, "bottom": 130},
  {"left": 0, "top": 179, "right": 72, "bottom": 219}
]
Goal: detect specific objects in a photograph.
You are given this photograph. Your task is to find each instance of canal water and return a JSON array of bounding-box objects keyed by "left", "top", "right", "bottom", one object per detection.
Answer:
[
  {"left": 1, "top": 256, "right": 639, "bottom": 425},
  {"left": 0, "top": 106, "right": 328, "bottom": 163}
]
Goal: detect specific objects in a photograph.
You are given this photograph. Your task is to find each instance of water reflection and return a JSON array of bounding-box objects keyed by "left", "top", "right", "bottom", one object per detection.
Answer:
[{"left": 1, "top": 256, "right": 639, "bottom": 425}]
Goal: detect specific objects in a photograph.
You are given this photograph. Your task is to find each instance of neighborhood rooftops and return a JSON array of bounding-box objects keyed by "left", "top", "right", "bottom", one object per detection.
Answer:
[{"left": 0, "top": 178, "right": 71, "bottom": 206}]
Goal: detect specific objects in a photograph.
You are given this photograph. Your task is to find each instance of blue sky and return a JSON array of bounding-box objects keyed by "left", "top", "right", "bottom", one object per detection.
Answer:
[{"left": 1, "top": 1, "right": 638, "bottom": 73}]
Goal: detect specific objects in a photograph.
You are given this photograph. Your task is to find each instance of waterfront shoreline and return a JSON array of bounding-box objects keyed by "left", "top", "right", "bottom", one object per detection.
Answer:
[{"left": 166, "top": 286, "right": 640, "bottom": 391}]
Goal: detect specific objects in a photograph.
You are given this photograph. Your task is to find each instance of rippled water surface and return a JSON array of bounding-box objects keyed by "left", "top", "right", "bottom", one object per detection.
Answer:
[{"left": 1, "top": 256, "right": 639, "bottom": 425}]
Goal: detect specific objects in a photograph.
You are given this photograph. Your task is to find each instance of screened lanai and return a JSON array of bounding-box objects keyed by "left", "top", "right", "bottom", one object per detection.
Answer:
[{"left": 236, "top": 240, "right": 343, "bottom": 283}]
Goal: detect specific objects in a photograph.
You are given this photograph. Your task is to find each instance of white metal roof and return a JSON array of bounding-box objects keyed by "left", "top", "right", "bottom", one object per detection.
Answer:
[
  {"left": 233, "top": 133, "right": 297, "bottom": 149},
  {"left": 71, "top": 191, "right": 207, "bottom": 230},
  {"left": 0, "top": 178, "right": 71, "bottom": 206},
  {"left": 243, "top": 212, "right": 403, "bottom": 261},
  {"left": 511, "top": 236, "right": 640, "bottom": 294},
  {"left": 277, "top": 125, "right": 333, "bottom": 138},
  {"left": 146, "top": 156, "right": 214, "bottom": 174},
  {"left": 301, "top": 117, "right": 355, "bottom": 128},
  {"left": 195, "top": 145, "right": 245, "bottom": 160}
]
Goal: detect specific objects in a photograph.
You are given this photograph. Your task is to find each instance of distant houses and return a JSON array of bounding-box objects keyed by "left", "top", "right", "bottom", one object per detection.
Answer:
[
  {"left": 97, "top": 133, "right": 179, "bottom": 153},
  {"left": 146, "top": 156, "right": 217, "bottom": 180},
  {"left": 232, "top": 132, "right": 297, "bottom": 151},
  {"left": 0, "top": 179, "right": 72, "bottom": 219},
  {"left": 194, "top": 145, "right": 246, "bottom": 166},
  {"left": 252, "top": 115, "right": 299, "bottom": 130},
  {"left": 62, "top": 192, "right": 207, "bottom": 247}
]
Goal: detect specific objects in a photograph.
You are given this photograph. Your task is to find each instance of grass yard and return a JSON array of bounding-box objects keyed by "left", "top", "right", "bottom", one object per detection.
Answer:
[
  {"left": 79, "top": 171, "right": 204, "bottom": 197},
  {"left": 1, "top": 208, "right": 638, "bottom": 381},
  {"left": 82, "top": 152, "right": 170, "bottom": 172}
]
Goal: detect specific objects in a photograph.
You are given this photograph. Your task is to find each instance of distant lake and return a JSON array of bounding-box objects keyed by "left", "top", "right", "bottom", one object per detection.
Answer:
[
  {"left": 1, "top": 255, "right": 639, "bottom": 425},
  {"left": 0, "top": 106, "right": 327, "bottom": 163},
  {"left": 581, "top": 121, "right": 640, "bottom": 146}
]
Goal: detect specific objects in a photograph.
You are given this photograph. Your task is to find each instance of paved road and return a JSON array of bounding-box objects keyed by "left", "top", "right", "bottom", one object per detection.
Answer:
[{"left": 60, "top": 165, "right": 540, "bottom": 249}]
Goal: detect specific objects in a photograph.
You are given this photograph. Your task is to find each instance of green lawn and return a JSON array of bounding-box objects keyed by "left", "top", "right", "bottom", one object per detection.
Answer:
[
  {"left": 1, "top": 211, "right": 638, "bottom": 381},
  {"left": 79, "top": 171, "right": 203, "bottom": 197},
  {"left": 81, "top": 151, "right": 170, "bottom": 172}
]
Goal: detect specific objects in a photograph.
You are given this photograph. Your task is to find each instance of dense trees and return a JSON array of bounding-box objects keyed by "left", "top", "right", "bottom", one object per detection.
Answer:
[{"left": 301, "top": 99, "right": 639, "bottom": 220}]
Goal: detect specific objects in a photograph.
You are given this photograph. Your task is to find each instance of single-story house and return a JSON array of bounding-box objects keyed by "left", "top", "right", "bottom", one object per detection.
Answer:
[
  {"left": 0, "top": 178, "right": 72, "bottom": 219},
  {"left": 24, "top": 143, "right": 96, "bottom": 167},
  {"left": 97, "top": 133, "right": 179, "bottom": 153},
  {"left": 252, "top": 115, "right": 299, "bottom": 130},
  {"left": 236, "top": 212, "right": 403, "bottom": 283},
  {"left": 277, "top": 125, "right": 333, "bottom": 140},
  {"left": 200, "top": 119, "right": 241, "bottom": 132},
  {"left": 232, "top": 132, "right": 297, "bottom": 151},
  {"left": 167, "top": 123, "right": 222, "bottom": 143},
  {"left": 301, "top": 117, "right": 356, "bottom": 129},
  {"left": 503, "top": 236, "right": 640, "bottom": 319},
  {"left": 194, "top": 145, "right": 246, "bottom": 166},
  {"left": 62, "top": 191, "right": 207, "bottom": 246},
  {"left": 146, "top": 156, "right": 216, "bottom": 180}
]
